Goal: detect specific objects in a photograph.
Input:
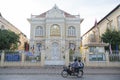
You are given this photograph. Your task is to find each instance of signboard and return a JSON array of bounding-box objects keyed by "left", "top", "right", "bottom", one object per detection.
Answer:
[{"left": 5, "top": 54, "right": 20, "bottom": 61}]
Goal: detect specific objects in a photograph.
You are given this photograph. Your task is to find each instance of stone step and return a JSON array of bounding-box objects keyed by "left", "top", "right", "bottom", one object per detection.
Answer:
[{"left": 45, "top": 60, "right": 65, "bottom": 65}]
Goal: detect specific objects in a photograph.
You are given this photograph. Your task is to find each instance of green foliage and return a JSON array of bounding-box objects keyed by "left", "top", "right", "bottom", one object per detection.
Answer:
[
  {"left": 101, "top": 28, "right": 120, "bottom": 50},
  {"left": 101, "top": 28, "right": 112, "bottom": 43},
  {"left": 0, "top": 29, "right": 20, "bottom": 50}
]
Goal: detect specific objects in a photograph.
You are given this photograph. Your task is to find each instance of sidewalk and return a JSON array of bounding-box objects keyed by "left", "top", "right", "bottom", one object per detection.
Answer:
[{"left": 0, "top": 66, "right": 120, "bottom": 75}]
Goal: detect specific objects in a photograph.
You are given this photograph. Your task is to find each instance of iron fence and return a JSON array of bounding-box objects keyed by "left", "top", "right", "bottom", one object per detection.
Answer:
[
  {"left": 0, "top": 53, "right": 1, "bottom": 61},
  {"left": 0, "top": 50, "right": 41, "bottom": 63},
  {"left": 4, "top": 50, "right": 21, "bottom": 62},
  {"left": 25, "top": 52, "right": 41, "bottom": 62},
  {"left": 0, "top": 50, "right": 3, "bottom": 61},
  {"left": 109, "top": 54, "right": 120, "bottom": 62},
  {"left": 106, "top": 50, "right": 120, "bottom": 62}
]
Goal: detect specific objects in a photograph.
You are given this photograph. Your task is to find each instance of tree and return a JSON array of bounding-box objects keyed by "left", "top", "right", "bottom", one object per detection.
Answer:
[
  {"left": 0, "top": 29, "right": 20, "bottom": 50},
  {"left": 101, "top": 28, "right": 120, "bottom": 52}
]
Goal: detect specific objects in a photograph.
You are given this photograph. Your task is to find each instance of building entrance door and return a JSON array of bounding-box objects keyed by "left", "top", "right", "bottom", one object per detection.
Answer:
[
  {"left": 51, "top": 42, "right": 60, "bottom": 60},
  {"left": 45, "top": 42, "right": 64, "bottom": 65}
]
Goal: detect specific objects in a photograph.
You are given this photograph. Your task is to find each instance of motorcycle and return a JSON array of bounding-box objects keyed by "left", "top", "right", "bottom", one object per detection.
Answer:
[{"left": 61, "top": 66, "right": 83, "bottom": 78}]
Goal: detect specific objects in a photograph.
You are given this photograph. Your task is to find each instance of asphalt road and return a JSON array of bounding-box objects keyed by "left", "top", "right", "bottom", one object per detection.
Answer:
[
  {"left": 0, "top": 67, "right": 120, "bottom": 80},
  {"left": 0, "top": 74, "right": 120, "bottom": 80}
]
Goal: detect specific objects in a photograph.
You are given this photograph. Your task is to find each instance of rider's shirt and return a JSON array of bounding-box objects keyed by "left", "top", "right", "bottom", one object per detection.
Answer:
[
  {"left": 78, "top": 62, "right": 84, "bottom": 68},
  {"left": 71, "top": 61, "right": 79, "bottom": 68}
]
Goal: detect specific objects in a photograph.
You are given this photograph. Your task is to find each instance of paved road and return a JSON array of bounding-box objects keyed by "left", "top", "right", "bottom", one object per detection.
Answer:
[
  {"left": 0, "top": 67, "right": 120, "bottom": 80},
  {"left": 0, "top": 74, "right": 120, "bottom": 80},
  {"left": 0, "top": 67, "right": 120, "bottom": 75}
]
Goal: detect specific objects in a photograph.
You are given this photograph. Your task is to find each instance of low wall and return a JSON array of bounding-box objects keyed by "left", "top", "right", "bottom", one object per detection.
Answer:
[
  {"left": 0, "top": 51, "right": 43, "bottom": 67},
  {"left": 0, "top": 62, "right": 41, "bottom": 67},
  {"left": 85, "top": 61, "right": 120, "bottom": 67},
  {"left": 0, "top": 50, "right": 120, "bottom": 67},
  {"left": 84, "top": 52, "right": 120, "bottom": 67}
]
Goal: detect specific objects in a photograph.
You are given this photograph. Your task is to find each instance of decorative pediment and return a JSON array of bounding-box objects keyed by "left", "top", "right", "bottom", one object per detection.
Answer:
[
  {"left": 35, "top": 5, "right": 77, "bottom": 18},
  {"left": 46, "top": 5, "right": 64, "bottom": 18}
]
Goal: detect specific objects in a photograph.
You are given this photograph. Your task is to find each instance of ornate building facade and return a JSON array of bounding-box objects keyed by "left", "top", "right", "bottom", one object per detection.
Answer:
[{"left": 28, "top": 5, "right": 83, "bottom": 65}]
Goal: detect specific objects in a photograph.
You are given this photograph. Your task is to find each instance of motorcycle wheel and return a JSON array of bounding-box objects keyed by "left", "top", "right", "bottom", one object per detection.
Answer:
[
  {"left": 61, "top": 70, "right": 68, "bottom": 78},
  {"left": 77, "top": 70, "right": 83, "bottom": 78}
]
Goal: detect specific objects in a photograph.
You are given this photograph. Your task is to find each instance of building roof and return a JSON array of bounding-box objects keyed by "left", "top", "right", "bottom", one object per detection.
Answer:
[
  {"left": 0, "top": 13, "right": 27, "bottom": 38},
  {"left": 35, "top": 5, "right": 77, "bottom": 18},
  {"left": 82, "top": 4, "right": 120, "bottom": 37}
]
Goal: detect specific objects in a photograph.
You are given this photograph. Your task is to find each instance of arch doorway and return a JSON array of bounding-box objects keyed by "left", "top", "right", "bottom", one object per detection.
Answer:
[
  {"left": 45, "top": 42, "right": 65, "bottom": 65},
  {"left": 51, "top": 42, "right": 60, "bottom": 60}
]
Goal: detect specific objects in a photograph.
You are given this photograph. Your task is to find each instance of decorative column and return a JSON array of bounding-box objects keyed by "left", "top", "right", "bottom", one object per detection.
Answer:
[
  {"left": 1, "top": 50, "right": 5, "bottom": 67},
  {"left": 85, "top": 52, "right": 89, "bottom": 66},
  {"left": 65, "top": 49, "right": 69, "bottom": 66},
  {"left": 41, "top": 50, "right": 45, "bottom": 66},
  {"left": 21, "top": 53, "right": 25, "bottom": 63},
  {"left": 105, "top": 51, "right": 109, "bottom": 66}
]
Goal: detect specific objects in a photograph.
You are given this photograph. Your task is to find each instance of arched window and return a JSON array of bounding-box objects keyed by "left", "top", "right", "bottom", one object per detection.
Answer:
[
  {"left": 35, "top": 26, "right": 44, "bottom": 36},
  {"left": 68, "top": 26, "right": 76, "bottom": 36},
  {"left": 50, "top": 24, "right": 60, "bottom": 36}
]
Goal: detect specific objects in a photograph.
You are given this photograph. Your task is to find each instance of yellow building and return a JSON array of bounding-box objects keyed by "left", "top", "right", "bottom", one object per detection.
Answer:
[
  {"left": 82, "top": 4, "right": 120, "bottom": 50},
  {"left": 82, "top": 4, "right": 120, "bottom": 61},
  {"left": 0, "top": 13, "right": 28, "bottom": 50}
]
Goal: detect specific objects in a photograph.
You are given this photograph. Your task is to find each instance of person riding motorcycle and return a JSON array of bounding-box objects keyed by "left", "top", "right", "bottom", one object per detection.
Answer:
[
  {"left": 78, "top": 59, "right": 84, "bottom": 69},
  {"left": 61, "top": 58, "right": 84, "bottom": 77},
  {"left": 70, "top": 59, "right": 79, "bottom": 73}
]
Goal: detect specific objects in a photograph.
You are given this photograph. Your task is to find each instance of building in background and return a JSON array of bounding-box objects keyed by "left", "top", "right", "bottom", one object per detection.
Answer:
[
  {"left": 82, "top": 4, "right": 120, "bottom": 61},
  {"left": 0, "top": 13, "right": 28, "bottom": 50}
]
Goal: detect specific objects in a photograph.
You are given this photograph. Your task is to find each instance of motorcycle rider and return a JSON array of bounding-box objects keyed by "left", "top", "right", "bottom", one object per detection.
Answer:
[
  {"left": 78, "top": 59, "right": 84, "bottom": 69},
  {"left": 71, "top": 58, "right": 79, "bottom": 73},
  {"left": 61, "top": 58, "right": 84, "bottom": 78}
]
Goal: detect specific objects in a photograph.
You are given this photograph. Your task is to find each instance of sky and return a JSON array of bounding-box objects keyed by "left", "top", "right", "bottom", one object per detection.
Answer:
[{"left": 0, "top": 0, "right": 119, "bottom": 39}]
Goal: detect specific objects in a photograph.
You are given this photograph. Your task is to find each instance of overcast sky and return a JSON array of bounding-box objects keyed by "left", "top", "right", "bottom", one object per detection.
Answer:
[{"left": 0, "top": 0, "right": 119, "bottom": 39}]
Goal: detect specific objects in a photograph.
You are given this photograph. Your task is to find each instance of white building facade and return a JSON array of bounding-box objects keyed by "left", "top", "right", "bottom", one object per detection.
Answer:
[{"left": 28, "top": 5, "right": 83, "bottom": 65}]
